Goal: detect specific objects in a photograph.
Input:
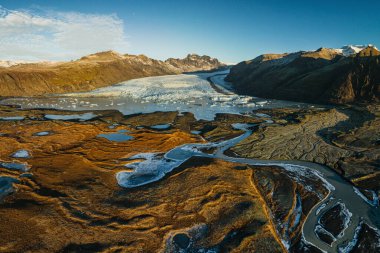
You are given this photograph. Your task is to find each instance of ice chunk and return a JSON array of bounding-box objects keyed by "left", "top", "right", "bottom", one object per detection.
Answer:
[
  {"left": 116, "top": 153, "right": 183, "bottom": 188},
  {"left": 0, "top": 116, "right": 25, "bottom": 121},
  {"left": 34, "top": 131, "right": 51, "bottom": 136},
  {"left": 11, "top": 150, "right": 31, "bottom": 159},
  {"left": 0, "top": 161, "right": 30, "bottom": 172},
  {"left": 44, "top": 112, "right": 97, "bottom": 121}
]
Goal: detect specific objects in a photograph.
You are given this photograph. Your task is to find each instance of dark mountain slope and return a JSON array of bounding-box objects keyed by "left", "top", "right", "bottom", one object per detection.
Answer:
[{"left": 226, "top": 46, "right": 380, "bottom": 104}]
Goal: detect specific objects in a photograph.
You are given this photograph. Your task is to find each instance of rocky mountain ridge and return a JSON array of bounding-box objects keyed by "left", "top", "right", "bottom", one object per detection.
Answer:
[
  {"left": 226, "top": 45, "right": 380, "bottom": 104},
  {"left": 0, "top": 51, "right": 225, "bottom": 97}
]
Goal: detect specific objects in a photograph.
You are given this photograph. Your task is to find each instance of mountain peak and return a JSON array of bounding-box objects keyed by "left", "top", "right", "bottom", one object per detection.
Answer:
[
  {"left": 303, "top": 48, "right": 340, "bottom": 60},
  {"left": 187, "top": 53, "right": 200, "bottom": 57},
  {"left": 165, "top": 54, "right": 225, "bottom": 72},
  {"left": 79, "top": 50, "right": 124, "bottom": 61},
  {"left": 357, "top": 46, "right": 380, "bottom": 57},
  {"left": 185, "top": 53, "right": 213, "bottom": 60}
]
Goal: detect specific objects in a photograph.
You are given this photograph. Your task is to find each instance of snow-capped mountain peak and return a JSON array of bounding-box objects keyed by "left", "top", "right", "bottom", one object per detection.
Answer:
[{"left": 333, "top": 44, "right": 377, "bottom": 56}]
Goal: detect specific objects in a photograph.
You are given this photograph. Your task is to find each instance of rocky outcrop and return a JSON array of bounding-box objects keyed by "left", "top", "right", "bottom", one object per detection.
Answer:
[
  {"left": 226, "top": 46, "right": 380, "bottom": 104},
  {"left": 0, "top": 51, "right": 225, "bottom": 97},
  {"left": 165, "top": 53, "right": 226, "bottom": 72}
]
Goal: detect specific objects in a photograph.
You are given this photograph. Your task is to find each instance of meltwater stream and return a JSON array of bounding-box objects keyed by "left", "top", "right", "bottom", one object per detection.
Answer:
[{"left": 117, "top": 123, "right": 380, "bottom": 252}]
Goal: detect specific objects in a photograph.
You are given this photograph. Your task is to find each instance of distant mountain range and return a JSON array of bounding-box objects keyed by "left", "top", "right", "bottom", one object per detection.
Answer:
[
  {"left": 226, "top": 45, "right": 380, "bottom": 104},
  {"left": 0, "top": 51, "right": 226, "bottom": 97}
]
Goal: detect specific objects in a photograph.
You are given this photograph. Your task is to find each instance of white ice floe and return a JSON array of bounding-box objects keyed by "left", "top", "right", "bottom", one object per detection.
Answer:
[
  {"left": 116, "top": 153, "right": 183, "bottom": 188},
  {"left": 34, "top": 131, "right": 51, "bottom": 136},
  {"left": 11, "top": 150, "right": 31, "bottom": 159},
  {"left": 0, "top": 116, "right": 25, "bottom": 121},
  {"left": 44, "top": 112, "right": 97, "bottom": 121}
]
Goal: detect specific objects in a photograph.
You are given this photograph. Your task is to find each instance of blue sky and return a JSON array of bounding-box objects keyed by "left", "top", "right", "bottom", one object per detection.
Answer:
[{"left": 0, "top": 0, "right": 379, "bottom": 62}]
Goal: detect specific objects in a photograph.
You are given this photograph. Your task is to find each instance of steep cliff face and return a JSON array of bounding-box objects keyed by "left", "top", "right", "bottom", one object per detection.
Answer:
[
  {"left": 226, "top": 46, "right": 380, "bottom": 104},
  {"left": 0, "top": 51, "right": 225, "bottom": 97}
]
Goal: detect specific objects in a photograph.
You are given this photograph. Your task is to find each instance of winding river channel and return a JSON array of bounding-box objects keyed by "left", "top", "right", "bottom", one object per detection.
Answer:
[{"left": 114, "top": 122, "right": 379, "bottom": 252}]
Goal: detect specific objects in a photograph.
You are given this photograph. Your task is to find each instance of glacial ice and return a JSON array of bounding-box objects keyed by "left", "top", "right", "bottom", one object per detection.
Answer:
[
  {"left": 11, "top": 150, "right": 31, "bottom": 159},
  {"left": 44, "top": 112, "right": 97, "bottom": 121},
  {"left": 34, "top": 131, "right": 51, "bottom": 136},
  {"left": 0, "top": 161, "right": 30, "bottom": 172},
  {"left": 0, "top": 116, "right": 25, "bottom": 121},
  {"left": 116, "top": 153, "right": 183, "bottom": 188}
]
